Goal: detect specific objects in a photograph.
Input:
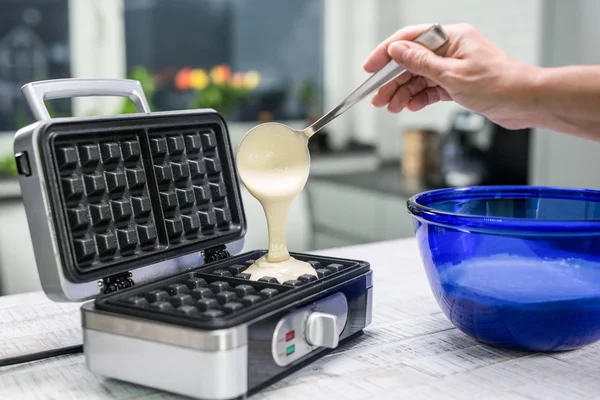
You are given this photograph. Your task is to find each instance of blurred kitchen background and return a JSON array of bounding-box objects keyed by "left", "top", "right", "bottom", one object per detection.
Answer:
[{"left": 0, "top": 0, "right": 599, "bottom": 296}]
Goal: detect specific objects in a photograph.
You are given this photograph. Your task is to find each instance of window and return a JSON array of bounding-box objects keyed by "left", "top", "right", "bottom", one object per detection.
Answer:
[
  {"left": 123, "top": 0, "right": 324, "bottom": 122},
  {"left": 0, "top": 0, "right": 325, "bottom": 131},
  {"left": 0, "top": 0, "right": 71, "bottom": 132},
  {"left": 0, "top": 0, "right": 325, "bottom": 178}
]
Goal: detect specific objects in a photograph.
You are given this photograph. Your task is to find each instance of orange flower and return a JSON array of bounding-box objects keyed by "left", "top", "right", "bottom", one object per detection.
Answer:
[
  {"left": 210, "top": 64, "right": 231, "bottom": 84},
  {"left": 175, "top": 67, "right": 192, "bottom": 91}
]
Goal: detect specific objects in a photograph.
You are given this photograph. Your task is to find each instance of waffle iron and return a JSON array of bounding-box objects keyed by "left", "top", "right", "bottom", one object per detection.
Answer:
[{"left": 13, "top": 78, "right": 373, "bottom": 400}]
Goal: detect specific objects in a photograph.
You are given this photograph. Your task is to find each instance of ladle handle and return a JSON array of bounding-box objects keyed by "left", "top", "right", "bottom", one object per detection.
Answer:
[{"left": 303, "top": 24, "right": 449, "bottom": 138}]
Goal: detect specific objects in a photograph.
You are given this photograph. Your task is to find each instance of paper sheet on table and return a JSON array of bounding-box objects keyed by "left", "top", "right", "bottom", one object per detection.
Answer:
[
  {"left": 0, "top": 292, "right": 82, "bottom": 359},
  {"left": 2, "top": 243, "right": 600, "bottom": 399}
]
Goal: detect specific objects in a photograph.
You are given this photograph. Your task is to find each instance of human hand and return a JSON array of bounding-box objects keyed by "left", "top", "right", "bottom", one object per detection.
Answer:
[{"left": 363, "top": 23, "right": 541, "bottom": 130}]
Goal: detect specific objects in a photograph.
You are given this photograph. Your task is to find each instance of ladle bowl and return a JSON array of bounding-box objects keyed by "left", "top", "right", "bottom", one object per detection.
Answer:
[
  {"left": 407, "top": 185, "right": 600, "bottom": 352},
  {"left": 236, "top": 122, "right": 310, "bottom": 199}
]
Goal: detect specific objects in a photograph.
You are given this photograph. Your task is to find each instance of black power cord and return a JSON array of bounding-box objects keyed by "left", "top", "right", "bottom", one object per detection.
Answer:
[{"left": 0, "top": 344, "right": 83, "bottom": 368}]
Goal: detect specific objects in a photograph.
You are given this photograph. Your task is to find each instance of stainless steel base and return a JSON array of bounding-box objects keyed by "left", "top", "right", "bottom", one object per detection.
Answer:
[
  {"left": 81, "top": 271, "right": 373, "bottom": 400},
  {"left": 84, "top": 328, "right": 248, "bottom": 399}
]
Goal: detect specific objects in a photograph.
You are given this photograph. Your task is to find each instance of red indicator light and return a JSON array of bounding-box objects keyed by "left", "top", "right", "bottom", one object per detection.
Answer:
[{"left": 285, "top": 331, "right": 295, "bottom": 341}]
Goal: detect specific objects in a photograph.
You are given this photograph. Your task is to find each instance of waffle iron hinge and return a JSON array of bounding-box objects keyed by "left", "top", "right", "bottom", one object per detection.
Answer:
[
  {"left": 98, "top": 271, "right": 134, "bottom": 295},
  {"left": 201, "top": 244, "right": 230, "bottom": 264},
  {"left": 95, "top": 245, "right": 229, "bottom": 295}
]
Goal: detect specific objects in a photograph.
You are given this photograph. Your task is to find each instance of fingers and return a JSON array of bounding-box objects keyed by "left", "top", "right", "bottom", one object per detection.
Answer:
[
  {"left": 406, "top": 87, "right": 452, "bottom": 111},
  {"left": 371, "top": 80, "right": 400, "bottom": 108},
  {"left": 371, "top": 71, "right": 414, "bottom": 107},
  {"left": 363, "top": 24, "right": 434, "bottom": 73},
  {"left": 387, "top": 41, "right": 462, "bottom": 82},
  {"left": 372, "top": 75, "right": 438, "bottom": 112},
  {"left": 387, "top": 76, "right": 429, "bottom": 113}
]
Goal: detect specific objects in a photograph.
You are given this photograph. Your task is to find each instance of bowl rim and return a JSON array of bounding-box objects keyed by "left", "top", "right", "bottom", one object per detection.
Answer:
[{"left": 407, "top": 185, "right": 600, "bottom": 234}]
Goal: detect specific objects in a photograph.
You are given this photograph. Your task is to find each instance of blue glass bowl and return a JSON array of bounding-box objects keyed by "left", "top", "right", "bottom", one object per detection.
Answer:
[{"left": 407, "top": 186, "right": 600, "bottom": 352}]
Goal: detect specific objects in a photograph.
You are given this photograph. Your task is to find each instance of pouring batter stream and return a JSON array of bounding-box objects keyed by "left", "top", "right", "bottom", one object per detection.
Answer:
[{"left": 236, "top": 123, "right": 317, "bottom": 282}]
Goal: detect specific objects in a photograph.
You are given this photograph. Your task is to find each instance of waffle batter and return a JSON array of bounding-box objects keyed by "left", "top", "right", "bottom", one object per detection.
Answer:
[{"left": 236, "top": 123, "right": 317, "bottom": 282}]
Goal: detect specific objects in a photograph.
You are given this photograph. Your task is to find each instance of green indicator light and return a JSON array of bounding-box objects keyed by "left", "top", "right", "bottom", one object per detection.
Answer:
[{"left": 286, "top": 344, "right": 295, "bottom": 356}]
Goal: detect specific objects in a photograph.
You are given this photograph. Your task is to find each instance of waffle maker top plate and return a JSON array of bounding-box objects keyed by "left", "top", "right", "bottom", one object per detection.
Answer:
[{"left": 14, "top": 78, "right": 254, "bottom": 302}]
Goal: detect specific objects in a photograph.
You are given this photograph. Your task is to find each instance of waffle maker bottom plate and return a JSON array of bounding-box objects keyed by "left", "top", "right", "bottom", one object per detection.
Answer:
[
  {"left": 14, "top": 78, "right": 373, "bottom": 400},
  {"left": 83, "top": 251, "right": 372, "bottom": 399}
]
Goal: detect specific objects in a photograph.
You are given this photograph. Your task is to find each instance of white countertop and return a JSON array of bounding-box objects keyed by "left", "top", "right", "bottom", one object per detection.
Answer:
[{"left": 1, "top": 238, "right": 600, "bottom": 399}]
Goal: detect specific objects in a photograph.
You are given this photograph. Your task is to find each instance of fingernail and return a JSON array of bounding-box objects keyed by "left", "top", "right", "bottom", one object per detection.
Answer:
[
  {"left": 371, "top": 92, "right": 381, "bottom": 107},
  {"left": 388, "top": 42, "right": 409, "bottom": 62},
  {"left": 371, "top": 99, "right": 383, "bottom": 108}
]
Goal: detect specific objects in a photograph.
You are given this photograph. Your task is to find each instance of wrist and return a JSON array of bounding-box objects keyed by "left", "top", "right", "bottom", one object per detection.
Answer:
[{"left": 508, "top": 63, "right": 547, "bottom": 127}]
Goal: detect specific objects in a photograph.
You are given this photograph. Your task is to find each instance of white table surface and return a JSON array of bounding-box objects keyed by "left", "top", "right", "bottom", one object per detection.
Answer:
[{"left": 2, "top": 238, "right": 600, "bottom": 399}]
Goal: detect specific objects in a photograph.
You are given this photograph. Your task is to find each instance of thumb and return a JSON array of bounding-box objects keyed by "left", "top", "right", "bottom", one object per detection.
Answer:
[{"left": 388, "top": 41, "right": 450, "bottom": 81}]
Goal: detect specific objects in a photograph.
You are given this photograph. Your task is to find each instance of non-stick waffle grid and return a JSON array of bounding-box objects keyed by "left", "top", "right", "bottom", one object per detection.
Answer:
[
  {"left": 95, "top": 251, "right": 367, "bottom": 328},
  {"left": 44, "top": 114, "right": 244, "bottom": 281},
  {"left": 54, "top": 132, "right": 163, "bottom": 269},
  {"left": 148, "top": 128, "right": 233, "bottom": 243}
]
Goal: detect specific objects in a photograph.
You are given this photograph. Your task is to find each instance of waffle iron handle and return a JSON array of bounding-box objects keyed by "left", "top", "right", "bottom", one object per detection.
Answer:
[{"left": 21, "top": 78, "right": 152, "bottom": 121}]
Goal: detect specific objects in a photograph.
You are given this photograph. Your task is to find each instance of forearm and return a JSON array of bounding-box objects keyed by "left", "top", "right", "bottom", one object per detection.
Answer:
[{"left": 529, "top": 65, "right": 600, "bottom": 140}]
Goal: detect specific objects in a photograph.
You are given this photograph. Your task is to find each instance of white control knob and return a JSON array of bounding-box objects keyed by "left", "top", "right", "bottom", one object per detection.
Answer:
[{"left": 305, "top": 312, "right": 339, "bottom": 348}]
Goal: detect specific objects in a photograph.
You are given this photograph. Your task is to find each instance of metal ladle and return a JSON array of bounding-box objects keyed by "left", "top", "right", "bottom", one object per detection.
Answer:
[
  {"left": 236, "top": 23, "right": 449, "bottom": 177},
  {"left": 237, "top": 23, "right": 449, "bottom": 148},
  {"left": 298, "top": 23, "right": 449, "bottom": 139}
]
